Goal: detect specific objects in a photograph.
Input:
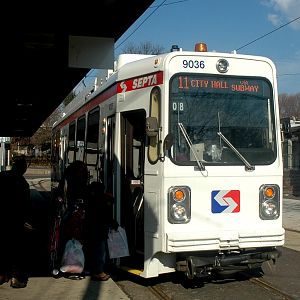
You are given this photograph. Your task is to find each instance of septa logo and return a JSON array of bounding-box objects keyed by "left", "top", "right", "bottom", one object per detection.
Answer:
[
  {"left": 211, "top": 190, "right": 240, "bottom": 213},
  {"left": 117, "top": 71, "right": 163, "bottom": 93},
  {"left": 119, "top": 81, "right": 127, "bottom": 93}
]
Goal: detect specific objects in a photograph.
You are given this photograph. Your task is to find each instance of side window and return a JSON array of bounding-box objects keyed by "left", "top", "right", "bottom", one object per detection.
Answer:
[
  {"left": 69, "top": 121, "right": 76, "bottom": 147},
  {"left": 68, "top": 121, "right": 76, "bottom": 163},
  {"left": 76, "top": 115, "right": 86, "bottom": 161},
  {"left": 148, "top": 87, "right": 161, "bottom": 164},
  {"left": 105, "top": 116, "right": 115, "bottom": 194},
  {"left": 51, "top": 129, "right": 61, "bottom": 181},
  {"left": 86, "top": 107, "right": 100, "bottom": 168},
  {"left": 86, "top": 107, "right": 100, "bottom": 150},
  {"left": 77, "top": 116, "right": 86, "bottom": 143}
]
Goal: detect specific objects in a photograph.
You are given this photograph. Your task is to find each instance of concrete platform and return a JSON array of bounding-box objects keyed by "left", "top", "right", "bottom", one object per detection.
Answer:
[{"left": 0, "top": 275, "right": 130, "bottom": 300}]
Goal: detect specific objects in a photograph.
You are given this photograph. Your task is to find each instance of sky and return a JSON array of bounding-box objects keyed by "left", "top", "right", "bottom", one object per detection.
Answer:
[{"left": 113, "top": 0, "right": 300, "bottom": 95}]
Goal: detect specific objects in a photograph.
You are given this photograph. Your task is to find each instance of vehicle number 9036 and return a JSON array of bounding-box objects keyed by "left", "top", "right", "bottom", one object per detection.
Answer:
[{"left": 183, "top": 59, "right": 205, "bottom": 69}]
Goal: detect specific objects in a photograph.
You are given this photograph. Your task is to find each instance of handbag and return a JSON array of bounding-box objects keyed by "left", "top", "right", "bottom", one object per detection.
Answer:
[{"left": 107, "top": 226, "right": 129, "bottom": 259}]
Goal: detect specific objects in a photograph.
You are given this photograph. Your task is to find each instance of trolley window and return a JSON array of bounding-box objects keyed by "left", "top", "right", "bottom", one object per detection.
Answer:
[
  {"left": 68, "top": 121, "right": 76, "bottom": 163},
  {"left": 86, "top": 107, "right": 100, "bottom": 150},
  {"left": 85, "top": 107, "right": 100, "bottom": 167},
  {"left": 169, "top": 74, "right": 277, "bottom": 166},
  {"left": 148, "top": 87, "right": 161, "bottom": 164},
  {"left": 68, "top": 121, "right": 76, "bottom": 148},
  {"left": 77, "top": 115, "right": 86, "bottom": 143}
]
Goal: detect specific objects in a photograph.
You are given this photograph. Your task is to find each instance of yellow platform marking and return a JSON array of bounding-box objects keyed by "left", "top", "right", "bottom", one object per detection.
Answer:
[{"left": 118, "top": 265, "right": 143, "bottom": 276}]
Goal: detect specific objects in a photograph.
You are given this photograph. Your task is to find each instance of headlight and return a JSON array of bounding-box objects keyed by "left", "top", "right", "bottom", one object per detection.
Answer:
[
  {"left": 261, "top": 200, "right": 278, "bottom": 218},
  {"left": 259, "top": 184, "right": 280, "bottom": 220},
  {"left": 216, "top": 59, "right": 229, "bottom": 73},
  {"left": 168, "top": 186, "right": 191, "bottom": 223}
]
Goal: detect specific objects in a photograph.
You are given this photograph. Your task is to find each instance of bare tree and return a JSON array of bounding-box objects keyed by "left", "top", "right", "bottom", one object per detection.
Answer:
[
  {"left": 279, "top": 93, "right": 300, "bottom": 119},
  {"left": 122, "top": 41, "right": 165, "bottom": 55},
  {"left": 30, "top": 118, "right": 52, "bottom": 151}
]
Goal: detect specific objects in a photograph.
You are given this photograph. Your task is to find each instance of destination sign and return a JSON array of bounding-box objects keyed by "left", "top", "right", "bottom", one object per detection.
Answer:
[{"left": 175, "top": 75, "right": 270, "bottom": 95}]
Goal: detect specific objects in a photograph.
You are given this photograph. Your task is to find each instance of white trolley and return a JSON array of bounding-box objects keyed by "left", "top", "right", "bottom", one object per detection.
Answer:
[{"left": 51, "top": 42, "right": 284, "bottom": 279}]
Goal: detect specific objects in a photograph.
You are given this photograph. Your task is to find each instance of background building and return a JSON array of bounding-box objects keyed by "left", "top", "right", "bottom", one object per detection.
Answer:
[{"left": 281, "top": 117, "right": 300, "bottom": 197}]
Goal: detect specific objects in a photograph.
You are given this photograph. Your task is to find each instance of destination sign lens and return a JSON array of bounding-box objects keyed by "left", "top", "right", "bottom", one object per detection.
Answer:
[{"left": 173, "top": 75, "right": 271, "bottom": 97}]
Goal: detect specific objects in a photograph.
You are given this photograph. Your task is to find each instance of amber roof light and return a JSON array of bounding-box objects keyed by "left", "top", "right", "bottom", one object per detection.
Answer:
[{"left": 195, "top": 42, "right": 207, "bottom": 52}]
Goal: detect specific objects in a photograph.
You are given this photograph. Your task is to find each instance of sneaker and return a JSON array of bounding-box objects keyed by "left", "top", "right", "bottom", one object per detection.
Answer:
[{"left": 10, "top": 277, "right": 27, "bottom": 288}]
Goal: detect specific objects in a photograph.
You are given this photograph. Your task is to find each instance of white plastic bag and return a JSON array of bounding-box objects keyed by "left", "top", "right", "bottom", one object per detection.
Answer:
[
  {"left": 60, "top": 239, "right": 85, "bottom": 273},
  {"left": 107, "top": 226, "right": 129, "bottom": 259}
]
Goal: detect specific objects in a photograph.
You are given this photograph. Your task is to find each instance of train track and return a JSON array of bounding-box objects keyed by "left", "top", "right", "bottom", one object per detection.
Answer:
[
  {"left": 248, "top": 276, "right": 294, "bottom": 300},
  {"left": 117, "top": 255, "right": 300, "bottom": 300},
  {"left": 148, "top": 285, "right": 172, "bottom": 300},
  {"left": 143, "top": 271, "right": 297, "bottom": 300}
]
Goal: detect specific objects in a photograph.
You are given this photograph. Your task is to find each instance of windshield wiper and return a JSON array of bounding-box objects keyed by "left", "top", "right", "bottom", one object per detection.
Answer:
[
  {"left": 178, "top": 123, "right": 205, "bottom": 171},
  {"left": 217, "top": 131, "right": 255, "bottom": 171}
]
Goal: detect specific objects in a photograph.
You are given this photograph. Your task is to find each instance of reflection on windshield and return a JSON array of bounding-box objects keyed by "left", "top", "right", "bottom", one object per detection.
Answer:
[
  {"left": 169, "top": 75, "right": 276, "bottom": 166},
  {"left": 217, "top": 131, "right": 254, "bottom": 171},
  {"left": 178, "top": 122, "right": 205, "bottom": 171}
]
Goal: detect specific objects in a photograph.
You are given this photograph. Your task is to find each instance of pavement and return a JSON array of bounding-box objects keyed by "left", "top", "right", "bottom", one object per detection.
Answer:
[
  {"left": 0, "top": 168, "right": 299, "bottom": 299},
  {"left": 1, "top": 172, "right": 130, "bottom": 300},
  {"left": 0, "top": 276, "right": 130, "bottom": 300}
]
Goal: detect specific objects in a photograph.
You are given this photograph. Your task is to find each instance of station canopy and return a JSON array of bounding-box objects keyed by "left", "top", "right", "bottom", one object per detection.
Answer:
[{"left": 1, "top": 1, "right": 153, "bottom": 137}]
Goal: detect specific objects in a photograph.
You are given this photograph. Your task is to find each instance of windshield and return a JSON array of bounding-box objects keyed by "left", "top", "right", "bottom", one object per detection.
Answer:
[{"left": 169, "top": 74, "right": 277, "bottom": 166}]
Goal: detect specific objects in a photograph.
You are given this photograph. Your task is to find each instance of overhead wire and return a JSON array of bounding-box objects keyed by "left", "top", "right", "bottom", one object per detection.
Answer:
[
  {"left": 115, "top": 0, "right": 168, "bottom": 50},
  {"left": 151, "top": 0, "right": 192, "bottom": 7},
  {"left": 281, "top": 73, "right": 300, "bottom": 76},
  {"left": 87, "top": 3, "right": 299, "bottom": 90},
  {"left": 114, "top": 0, "right": 193, "bottom": 51},
  {"left": 115, "top": 0, "right": 299, "bottom": 53},
  {"left": 236, "top": 16, "right": 300, "bottom": 51},
  {"left": 79, "top": 0, "right": 188, "bottom": 93},
  {"left": 115, "top": 0, "right": 169, "bottom": 50},
  {"left": 114, "top": 0, "right": 193, "bottom": 50},
  {"left": 278, "top": 73, "right": 300, "bottom": 77},
  {"left": 74, "top": 0, "right": 170, "bottom": 94}
]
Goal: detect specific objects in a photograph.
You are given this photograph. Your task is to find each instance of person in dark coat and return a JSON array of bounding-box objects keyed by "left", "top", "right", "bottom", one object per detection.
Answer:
[
  {"left": 61, "top": 160, "right": 89, "bottom": 216},
  {"left": 84, "top": 181, "right": 118, "bottom": 281},
  {"left": 0, "top": 156, "right": 33, "bottom": 288},
  {"left": 51, "top": 160, "right": 89, "bottom": 278}
]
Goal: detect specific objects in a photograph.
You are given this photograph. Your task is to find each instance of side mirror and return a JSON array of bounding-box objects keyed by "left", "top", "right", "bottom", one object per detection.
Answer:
[
  {"left": 146, "top": 117, "right": 159, "bottom": 137},
  {"left": 163, "top": 133, "right": 174, "bottom": 152}
]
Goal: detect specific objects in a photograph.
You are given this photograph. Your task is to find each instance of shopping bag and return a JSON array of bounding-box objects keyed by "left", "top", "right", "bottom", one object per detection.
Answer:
[
  {"left": 107, "top": 226, "right": 129, "bottom": 259},
  {"left": 60, "top": 239, "right": 85, "bottom": 273}
]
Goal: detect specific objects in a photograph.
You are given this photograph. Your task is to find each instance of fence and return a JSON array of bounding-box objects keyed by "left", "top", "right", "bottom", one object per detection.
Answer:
[
  {"left": 282, "top": 135, "right": 300, "bottom": 197},
  {"left": 282, "top": 139, "right": 300, "bottom": 169}
]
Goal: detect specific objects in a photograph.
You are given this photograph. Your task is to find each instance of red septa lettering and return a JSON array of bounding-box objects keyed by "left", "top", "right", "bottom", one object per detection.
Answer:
[{"left": 117, "top": 71, "right": 163, "bottom": 93}]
